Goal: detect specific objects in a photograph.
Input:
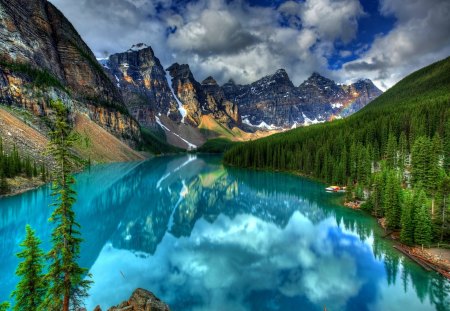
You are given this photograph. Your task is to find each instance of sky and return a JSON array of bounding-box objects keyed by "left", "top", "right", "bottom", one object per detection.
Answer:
[{"left": 49, "top": 0, "right": 450, "bottom": 90}]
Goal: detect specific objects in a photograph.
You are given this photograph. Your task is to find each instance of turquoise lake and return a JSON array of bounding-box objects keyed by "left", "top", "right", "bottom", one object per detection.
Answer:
[{"left": 0, "top": 155, "right": 449, "bottom": 310}]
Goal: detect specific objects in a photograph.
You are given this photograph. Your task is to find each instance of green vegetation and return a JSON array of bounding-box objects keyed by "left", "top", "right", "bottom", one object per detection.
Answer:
[
  {"left": 11, "top": 225, "right": 46, "bottom": 311},
  {"left": 39, "top": 100, "right": 92, "bottom": 311},
  {"left": 6, "top": 100, "right": 92, "bottom": 310},
  {"left": 0, "top": 59, "right": 66, "bottom": 91},
  {"left": 0, "top": 137, "right": 49, "bottom": 195},
  {"left": 196, "top": 138, "right": 238, "bottom": 153},
  {"left": 0, "top": 302, "right": 9, "bottom": 311},
  {"left": 140, "top": 127, "right": 183, "bottom": 154},
  {"left": 224, "top": 56, "right": 450, "bottom": 245}
]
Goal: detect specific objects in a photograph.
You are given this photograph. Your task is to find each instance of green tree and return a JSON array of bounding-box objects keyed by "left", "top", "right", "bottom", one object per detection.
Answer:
[
  {"left": 0, "top": 170, "right": 8, "bottom": 195},
  {"left": 398, "top": 132, "right": 407, "bottom": 180},
  {"left": 437, "top": 175, "right": 450, "bottom": 242},
  {"left": 0, "top": 302, "right": 10, "bottom": 311},
  {"left": 384, "top": 170, "right": 402, "bottom": 229},
  {"left": 428, "top": 134, "right": 443, "bottom": 216},
  {"left": 40, "top": 100, "right": 92, "bottom": 311},
  {"left": 11, "top": 225, "right": 46, "bottom": 311},
  {"left": 414, "top": 196, "right": 432, "bottom": 249},
  {"left": 385, "top": 132, "right": 397, "bottom": 169},
  {"left": 400, "top": 191, "right": 414, "bottom": 245},
  {"left": 411, "top": 136, "right": 429, "bottom": 187}
]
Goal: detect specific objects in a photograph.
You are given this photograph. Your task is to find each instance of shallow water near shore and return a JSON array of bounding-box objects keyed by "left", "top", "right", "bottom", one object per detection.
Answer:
[{"left": 0, "top": 155, "right": 449, "bottom": 311}]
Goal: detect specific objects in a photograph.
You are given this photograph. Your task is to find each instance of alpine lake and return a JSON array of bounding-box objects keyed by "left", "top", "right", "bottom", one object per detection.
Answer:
[{"left": 0, "top": 155, "right": 449, "bottom": 311}]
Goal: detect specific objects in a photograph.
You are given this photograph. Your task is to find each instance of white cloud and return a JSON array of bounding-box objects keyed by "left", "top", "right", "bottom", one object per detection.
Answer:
[
  {"left": 86, "top": 212, "right": 370, "bottom": 310},
  {"left": 301, "top": 0, "right": 365, "bottom": 43},
  {"left": 49, "top": 0, "right": 363, "bottom": 86},
  {"left": 341, "top": 0, "right": 450, "bottom": 89},
  {"left": 49, "top": 0, "right": 450, "bottom": 91}
]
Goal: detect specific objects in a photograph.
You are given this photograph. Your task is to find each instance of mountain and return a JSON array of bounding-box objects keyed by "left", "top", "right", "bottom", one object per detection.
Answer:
[
  {"left": 103, "top": 43, "right": 381, "bottom": 149},
  {"left": 223, "top": 70, "right": 382, "bottom": 128},
  {"left": 103, "top": 43, "right": 181, "bottom": 128},
  {"left": 0, "top": 0, "right": 143, "bottom": 162},
  {"left": 167, "top": 63, "right": 240, "bottom": 127}
]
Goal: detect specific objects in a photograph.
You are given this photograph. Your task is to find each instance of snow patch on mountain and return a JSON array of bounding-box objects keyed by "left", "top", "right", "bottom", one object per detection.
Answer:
[
  {"left": 166, "top": 73, "right": 187, "bottom": 123},
  {"left": 155, "top": 116, "right": 196, "bottom": 150}
]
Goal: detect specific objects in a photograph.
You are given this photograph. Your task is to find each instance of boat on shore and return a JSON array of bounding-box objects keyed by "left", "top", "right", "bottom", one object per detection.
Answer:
[{"left": 325, "top": 185, "right": 346, "bottom": 192}]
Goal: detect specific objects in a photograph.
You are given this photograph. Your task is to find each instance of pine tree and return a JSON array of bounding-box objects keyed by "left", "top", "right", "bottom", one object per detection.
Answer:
[
  {"left": 0, "top": 302, "right": 10, "bottom": 311},
  {"left": 385, "top": 133, "right": 397, "bottom": 169},
  {"left": 411, "top": 136, "right": 429, "bottom": 187},
  {"left": 414, "top": 196, "right": 432, "bottom": 249},
  {"left": 438, "top": 175, "right": 450, "bottom": 242},
  {"left": 428, "top": 134, "right": 443, "bottom": 216},
  {"left": 345, "top": 183, "right": 354, "bottom": 202},
  {"left": 40, "top": 100, "right": 92, "bottom": 311},
  {"left": 443, "top": 117, "right": 450, "bottom": 174},
  {"left": 384, "top": 170, "right": 402, "bottom": 229},
  {"left": 0, "top": 170, "right": 8, "bottom": 195},
  {"left": 11, "top": 225, "right": 46, "bottom": 311},
  {"left": 400, "top": 191, "right": 414, "bottom": 245},
  {"left": 398, "top": 132, "right": 407, "bottom": 180}
]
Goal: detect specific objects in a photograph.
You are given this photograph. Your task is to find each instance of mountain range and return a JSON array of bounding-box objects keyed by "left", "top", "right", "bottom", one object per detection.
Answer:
[
  {"left": 0, "top": 0, "right": 381, "bottom": 158},
  {"left": 100, "top": 43, "right": 381, "bottom": 149}
]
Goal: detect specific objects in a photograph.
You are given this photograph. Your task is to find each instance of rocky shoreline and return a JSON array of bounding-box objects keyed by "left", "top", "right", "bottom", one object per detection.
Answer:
[
  {"left": 0, "top": 176, "right": 46, "bottom": 198},
  {"left": 343, "top": 200, "right": 450, "bottom": 279}
]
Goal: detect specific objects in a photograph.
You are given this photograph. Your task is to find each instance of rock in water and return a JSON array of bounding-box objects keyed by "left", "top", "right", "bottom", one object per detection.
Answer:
[{"left": 107, "top": 288, "right": 170, "bottom": 311}]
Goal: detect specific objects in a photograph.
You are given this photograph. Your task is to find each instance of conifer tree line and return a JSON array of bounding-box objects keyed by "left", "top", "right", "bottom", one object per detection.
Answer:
[
  {"left": 1, "top": 100, "right": 91, "bottom": 310},
  {"left": 224, "top": 56, "right": 450, "bottom": 246},
  {"left": 0, "top": 136, "right": 49, "bottom": 195}
]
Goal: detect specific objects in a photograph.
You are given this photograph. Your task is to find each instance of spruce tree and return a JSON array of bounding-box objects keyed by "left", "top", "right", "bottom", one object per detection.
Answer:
[
  {"left": 40, "top": 100, "right": 92, "bottom": 311},
  {"left": 11, "top": 225, "right": 46, "bottom": 311},
  {"left": 414, "top": 196, "right": 432, "bottom": 249},
  {"left": 400, "top": 191, "right": 414, "bottom": 245},
  {"left": 398, "top": 132, "right": 407, "bottom": 180},
  {"left": 0, "top": 302, "right": 10, "bottom": 311},
  {"left": 385, "top": 133, "right": 397, "bottom": 169},
  {"left": 411, "top": 136, "right": 429, "bottom": 187},
  {"left": 0, "top": 170, "right": 8, "bottom": 195},
  {"left": 384, "top": 170, "right": 402, "bottom": 229}
]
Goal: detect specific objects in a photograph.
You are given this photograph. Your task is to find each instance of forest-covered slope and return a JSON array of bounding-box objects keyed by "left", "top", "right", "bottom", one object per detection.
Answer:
[{"left": 224, "top": 56, "right": 450, "bottom": 244}]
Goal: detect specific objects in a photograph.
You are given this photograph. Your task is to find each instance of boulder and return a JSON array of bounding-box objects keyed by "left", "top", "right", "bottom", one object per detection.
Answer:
[{"left": 107, "top": 288, "right": 170, "bottom": 311}]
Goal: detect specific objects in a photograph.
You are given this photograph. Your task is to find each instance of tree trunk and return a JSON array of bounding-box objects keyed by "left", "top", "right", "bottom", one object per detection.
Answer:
[
  {"left": 431, "top": 196, "right": 435, "bottom": 218},
  {"left": 441, "top": 196, "right": 446, "bottom": 242},
  {"left": 63, "top": 272, "right": 70, "bottom": 311}
]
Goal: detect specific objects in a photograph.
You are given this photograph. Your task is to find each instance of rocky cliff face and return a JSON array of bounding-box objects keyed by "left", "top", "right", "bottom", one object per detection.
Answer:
[
  {"left": 0, "top": 0, "right": 141, "bottom": 145},
  {"left": 103, "top": 43, "right": 181, "bottom": 128},
  {"left": 167, "top": 63, "right": 240, "bottom": 127},
  {"left": 223, "top": 70, "right": 382, "bottom": 128}
]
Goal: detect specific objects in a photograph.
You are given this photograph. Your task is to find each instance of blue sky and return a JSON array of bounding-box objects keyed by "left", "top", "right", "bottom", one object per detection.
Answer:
[{"left": 50, "top": 0, "right": 450, "bottom": 90}]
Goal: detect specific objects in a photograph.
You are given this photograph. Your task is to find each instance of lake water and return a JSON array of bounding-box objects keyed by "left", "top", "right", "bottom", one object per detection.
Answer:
[{"left": 0, "top": 155, "right": 449, "bottom": 311}]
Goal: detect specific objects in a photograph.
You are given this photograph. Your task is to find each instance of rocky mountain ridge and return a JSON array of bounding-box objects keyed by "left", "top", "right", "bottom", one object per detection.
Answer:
[
  {"left": 104, "top": 43, "right": 381, "bottom": 149},
  {"left": 224, "top": 70, "right": 382, "bottom": 128}
]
